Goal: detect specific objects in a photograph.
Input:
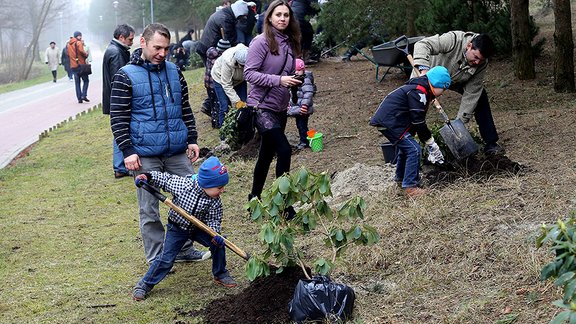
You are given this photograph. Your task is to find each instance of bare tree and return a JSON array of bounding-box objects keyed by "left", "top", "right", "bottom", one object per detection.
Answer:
[
  {"left": 553, "top": 0, "right": 575, "bottom": 92},
  {"left": 20, "top": 0, "right": 55, "bottom": 80},
  {"left": 510, "top": 0, "right": 535, "bottom": 79}
]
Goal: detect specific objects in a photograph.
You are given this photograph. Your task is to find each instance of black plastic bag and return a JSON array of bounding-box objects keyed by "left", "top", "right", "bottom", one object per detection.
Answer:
[
  {"left": 235, "top": 106, "right": 256, "bottom": 145},
  {"left": 288, "top": 275, "right": 355, "bottom": 323}
]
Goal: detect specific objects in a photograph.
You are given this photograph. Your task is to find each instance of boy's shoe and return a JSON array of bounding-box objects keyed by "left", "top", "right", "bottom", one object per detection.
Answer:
[
  {"left": 175, "top": 249, "right": 211, "bottom": 263},
  {"left": 133, "top": 287, "right": 147, "bottom": 301},
  {"left": 214, "top": 275, "right": 237, "bottom": 288},
  {"left": 132, "top": 281, "right": 152, "bottom": 301},
  {"left": 404, "top": 187, "right": 427, "bottom": 198}
]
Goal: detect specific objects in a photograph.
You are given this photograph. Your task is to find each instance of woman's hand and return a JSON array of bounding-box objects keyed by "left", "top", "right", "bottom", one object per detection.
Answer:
[{"left": 280, "top": 75, "right": 303, "bottom": 88}]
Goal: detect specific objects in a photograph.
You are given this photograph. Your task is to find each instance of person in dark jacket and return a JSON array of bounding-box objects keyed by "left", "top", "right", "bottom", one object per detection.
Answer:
[
  {"left": 243, "top": 0, "right": 302, "bottom": 219},
  {"left": 61, "top": 40, "right": 73, "bottom": 81},
  {"left": 110, "top": 23, "right": 208, "bottom": 264},
  {"left": 290, "top": 0, "right": 319, "bottom": 63},
  {"left": 102, "top": 24, "right": 135, "bottom": 179},
  {"left": 236, "top": 1, "right": 259, "bottom": 45},
  {"left": 195, "top": 1, "right": 248, "bottom": 66},
  {"left": 369, "top": 66, "right": 451, "bottom": 198}
]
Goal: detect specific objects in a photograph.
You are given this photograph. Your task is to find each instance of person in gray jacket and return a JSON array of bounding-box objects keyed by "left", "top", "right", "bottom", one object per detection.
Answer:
[{"left": 412, "top": 31, "right": 504, "bottom": 155}]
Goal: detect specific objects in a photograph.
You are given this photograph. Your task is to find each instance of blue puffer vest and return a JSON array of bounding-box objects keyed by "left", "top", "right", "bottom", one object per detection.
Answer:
[{"left": 122, "top": 61, "right": 187, "bottom": 157}]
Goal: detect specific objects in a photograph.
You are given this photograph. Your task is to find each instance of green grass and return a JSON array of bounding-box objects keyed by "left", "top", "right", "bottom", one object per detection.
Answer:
[
  {"left": 0, "top": 67, "right": 255, "bottom": 322},
  {"left": 0, "top": 64, "right": 67, "bottom": 95}
]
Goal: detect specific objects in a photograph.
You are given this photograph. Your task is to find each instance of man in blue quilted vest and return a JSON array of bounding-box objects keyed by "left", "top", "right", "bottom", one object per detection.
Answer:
[{"left": 110, "top": 23, "right": 209, "bottom": 264}]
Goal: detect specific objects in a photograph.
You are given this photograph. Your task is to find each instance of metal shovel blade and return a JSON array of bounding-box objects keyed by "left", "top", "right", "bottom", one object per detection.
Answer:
[{"left": 439, "top": 119, "right": 478, "bottom": 160}]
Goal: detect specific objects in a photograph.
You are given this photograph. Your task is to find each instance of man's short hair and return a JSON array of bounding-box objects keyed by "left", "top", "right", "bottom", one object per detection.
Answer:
[
  {"left": 49, "top": 41, "right": 56, "bottom": 45},
  {"left": 142, "top": 23, "right": 171, "bottom": 42},
  {"left": 472, "top": 34, "right": 495, "bottom": 59},
  {"left": 114, "top": 24, "right": 135, "bottom": 40}
]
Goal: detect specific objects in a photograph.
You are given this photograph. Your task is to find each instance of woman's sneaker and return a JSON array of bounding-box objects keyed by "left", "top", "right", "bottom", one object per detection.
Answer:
[{"left": 214, "top": 275, "right": 237, "bottom": 288}]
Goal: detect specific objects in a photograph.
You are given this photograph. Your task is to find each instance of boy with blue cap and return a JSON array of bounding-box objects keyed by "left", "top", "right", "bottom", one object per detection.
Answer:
[
  {"left": 132, "top": 156, "right": 236, "bottom": 301},
  {"left": 369, "top": 66, "right": 451, "bottom": 198}
]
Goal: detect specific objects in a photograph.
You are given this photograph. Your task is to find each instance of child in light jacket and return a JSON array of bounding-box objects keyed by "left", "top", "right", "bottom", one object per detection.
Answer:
[{"left": 288, "top": 59, "right": 316, "bottom": 149}]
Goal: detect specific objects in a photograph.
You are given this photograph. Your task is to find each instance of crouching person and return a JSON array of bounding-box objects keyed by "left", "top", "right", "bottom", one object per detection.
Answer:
[
  {"left": 132, "top": 156, "right": 236, "bottom": 301},
  {"left": 369, "top": 66, "right": 451, "bottom": 198}
]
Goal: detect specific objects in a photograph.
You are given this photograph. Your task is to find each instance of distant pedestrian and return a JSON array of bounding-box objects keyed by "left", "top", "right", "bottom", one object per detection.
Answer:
[
  {"left": 102, "top": 24, "right": 135, "bottom": 179},
  {"left": 61, "top": 39, "right": 73, "bottom": 81},
  {"left": 44, "top": 41, "right": 61, "bottom": 83},
  {"left": 67, "top": 31, "right": 90, "bottom": 103}
]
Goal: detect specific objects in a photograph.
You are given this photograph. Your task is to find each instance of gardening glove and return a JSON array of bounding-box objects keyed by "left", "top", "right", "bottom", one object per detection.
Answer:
[
  {"left": 134, "top": 173, "right": 151, "bottom": 187},
  {"left": 235, "top": 101, "right": 247, "bottom": 109},
  {"left": 425, "top": 137, "right": 444, "bottom": 164},
  {"left": 211, "top": 235, "right": 225, "bottom": 248}
]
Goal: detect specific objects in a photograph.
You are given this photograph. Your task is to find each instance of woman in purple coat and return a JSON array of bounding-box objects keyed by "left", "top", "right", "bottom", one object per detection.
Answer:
[{"left": 243, "top": 0, "right": 302, "bottom": 215}]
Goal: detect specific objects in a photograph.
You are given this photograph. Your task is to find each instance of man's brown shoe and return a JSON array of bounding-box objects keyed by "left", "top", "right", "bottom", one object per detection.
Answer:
[
  {"left": 404, "top": 187, "right": 427, "bottom": 198},
  {"left": 114, "top": 171, "right": 130, "bottom": 179}
]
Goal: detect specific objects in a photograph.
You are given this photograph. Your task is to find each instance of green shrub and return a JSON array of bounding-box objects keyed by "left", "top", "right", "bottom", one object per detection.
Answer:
[
  {"left": 245, "top": 167, "right": 379, "bottom": 280},
  {"left": 537, "top": 213, "right": 576, "bottom": 323},
  {"left": 219, "top": 108, "right": 242, "bottom": 150}
]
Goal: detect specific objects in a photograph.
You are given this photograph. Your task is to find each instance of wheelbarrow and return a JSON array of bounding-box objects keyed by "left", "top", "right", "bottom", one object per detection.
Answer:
[
  {"left": 137, "top": 180, "right": 251, "bottom": 261},
  {"left": 392, "top": 35, "right": 478, "bottom": 160},
  {"left": 360, "top": 35, "right": 424, "bottom": 82}
]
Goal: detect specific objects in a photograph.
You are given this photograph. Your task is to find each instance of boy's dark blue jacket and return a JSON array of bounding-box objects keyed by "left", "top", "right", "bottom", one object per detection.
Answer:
[{"left": 369, "top": 76, "right": 434, "bottom": 143}]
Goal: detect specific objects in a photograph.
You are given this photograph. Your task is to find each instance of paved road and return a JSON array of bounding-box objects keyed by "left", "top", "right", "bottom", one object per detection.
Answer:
[{"left": 0, "top": 52, "right": 103, "bottom": 168}]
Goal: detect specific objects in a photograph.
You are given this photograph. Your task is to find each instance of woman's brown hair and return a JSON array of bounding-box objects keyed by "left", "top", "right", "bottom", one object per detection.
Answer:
[{"left": 262, "top": 0, "right": 302, "bottom": 56}]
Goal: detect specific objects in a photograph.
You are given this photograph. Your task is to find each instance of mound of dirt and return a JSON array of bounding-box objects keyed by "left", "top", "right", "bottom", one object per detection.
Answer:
[
  {"left": 195, "top": 267, "right": 305, "bottom": 323},
  {"left": 330, "top": 163, "right": 396, "bottom": 200},
  {"left": 423, "top": 153, "right": 528, "bottom": 186}
]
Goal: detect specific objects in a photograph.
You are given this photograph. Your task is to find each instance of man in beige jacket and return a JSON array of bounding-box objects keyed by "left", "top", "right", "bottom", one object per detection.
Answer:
[
  {"left": 211, "top": 43, "right": 248, "bottom": 129},
  {"left": 412, "top": 31, "right": 504, "bottom": 155}
]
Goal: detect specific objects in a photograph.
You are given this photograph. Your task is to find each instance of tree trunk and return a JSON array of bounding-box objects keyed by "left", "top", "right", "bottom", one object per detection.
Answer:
[
  {"left": 553, "top": 0, "right": 575, "bottom": 92},
  {"left": 510, "top": 0, "right": 535, "bottom": 79},
  {"left": 21, "top": 0, "right": 53, "bottom": 81},
  {"left": 405, "top": 2, "right": 416, "bottom": 36}
]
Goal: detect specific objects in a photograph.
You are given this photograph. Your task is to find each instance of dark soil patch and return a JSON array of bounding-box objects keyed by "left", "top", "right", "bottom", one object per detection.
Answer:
[
  {"left": 196, "top": 266, "right": 305, "bottom": 323},
  {"left": 423, "top": 153, "right": 528, "bottom": 186},
  {"left": 229, "top": 135, "right": 260, "bottom": 160}
]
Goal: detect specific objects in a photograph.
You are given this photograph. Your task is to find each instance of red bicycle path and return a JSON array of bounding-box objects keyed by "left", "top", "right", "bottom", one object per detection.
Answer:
[{"left": 0, "top": 74, "right": 103, "bottom": 169}]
